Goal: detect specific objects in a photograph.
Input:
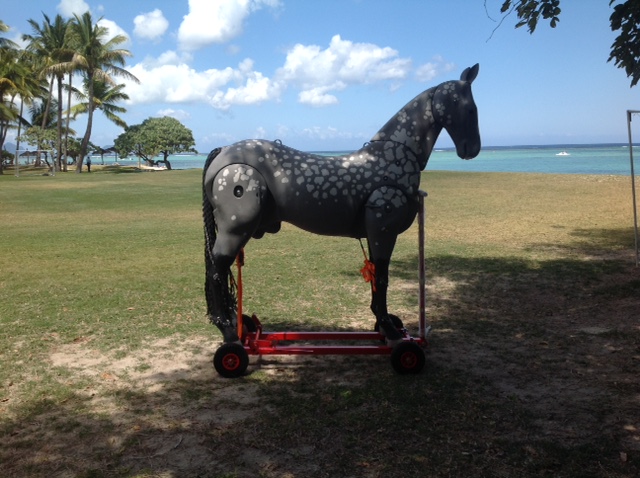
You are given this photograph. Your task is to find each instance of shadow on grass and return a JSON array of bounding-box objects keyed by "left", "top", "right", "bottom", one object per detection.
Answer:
[
  {"left": 3, "top": 343, "right": 636, "bottom": 478},
  {"left": 2, "top": 226, "right": 640, "bottom": 477},
  {"left": 97, "top": 165, "right": 144, "bottom": 174},
  {"left": 534, "top": 226, "right": 637, "bottom": 258}
]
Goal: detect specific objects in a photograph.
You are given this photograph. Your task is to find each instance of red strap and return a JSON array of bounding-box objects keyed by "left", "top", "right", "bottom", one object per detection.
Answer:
[
  {"left": 358, "top": 240, "right": 376, "bottom": 292},
  {"left": 360, "top": 258, "right": 377, "bottom": 292}
]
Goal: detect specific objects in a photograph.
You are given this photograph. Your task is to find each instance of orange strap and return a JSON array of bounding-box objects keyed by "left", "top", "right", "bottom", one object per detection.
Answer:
[{"left": 359, "top": 240, "right": 376, "bottom": 292}]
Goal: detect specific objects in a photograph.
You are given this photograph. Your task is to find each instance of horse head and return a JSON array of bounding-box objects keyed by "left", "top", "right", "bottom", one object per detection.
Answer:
[{"left": 433, "top": 63, "right": 481, "bottom": 160}]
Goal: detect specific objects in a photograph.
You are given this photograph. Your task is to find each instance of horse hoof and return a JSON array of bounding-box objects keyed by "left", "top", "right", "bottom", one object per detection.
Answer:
[
  {"left": 389, "top": 314, "right": 404, "bottom": 328},
  {"left": 374, "top": 314, "right": 405, "bottom": 335},
  {"left": 376, "top": 317, "right": 404, "bottom": 341}
]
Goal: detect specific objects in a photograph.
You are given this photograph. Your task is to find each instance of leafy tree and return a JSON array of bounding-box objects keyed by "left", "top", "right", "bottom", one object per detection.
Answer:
[
  {"left": 19, "top": 127, "right": 89, "bottom": 167},
  {"left": 17, "top": 126, "right": 56, "bottom": 168},
  {"left": 1, "top": 148, "right": 14, "bottom": 166},
  {"left": 65, "top": 136, "right": 92, "bottom": 165},
  {"left": 496, "top": 0, "right": 640, "bottom": 87},
  {"left": 66, "top": 12, "right": 138, "bottom": 172},
  {"left": 114, "top": 116, "right": 196, "bottom": 170}
]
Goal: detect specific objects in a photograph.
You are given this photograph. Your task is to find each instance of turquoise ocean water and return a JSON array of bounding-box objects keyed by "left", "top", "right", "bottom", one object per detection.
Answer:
[{"left": 94, "top": 143, "right": 639, "bottom": 175}]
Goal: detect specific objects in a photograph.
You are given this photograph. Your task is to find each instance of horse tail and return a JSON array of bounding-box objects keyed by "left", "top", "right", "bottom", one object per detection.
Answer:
[{"left": 203, "top": 148, "right": 221, "bottom": 316}]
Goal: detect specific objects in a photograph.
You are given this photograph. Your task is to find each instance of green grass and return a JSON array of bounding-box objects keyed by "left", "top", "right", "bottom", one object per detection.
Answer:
[{"left": 1, "top": 168, "right": 638, "bottom": 477}]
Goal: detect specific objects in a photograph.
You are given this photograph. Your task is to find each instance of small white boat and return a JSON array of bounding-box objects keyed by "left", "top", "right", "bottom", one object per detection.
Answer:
[{"left": 556, "top": 151, "right": 570, "bottom": 156}]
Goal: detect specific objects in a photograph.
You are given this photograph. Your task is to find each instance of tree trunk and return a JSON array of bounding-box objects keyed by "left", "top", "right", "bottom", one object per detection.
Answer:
[
  {"left": 77, "top": 73, "right": 94, "bottom": 173},
  {"left": 15, "top": 98, "right": 24, "bottom": 176},
  {"left": 37, "top": 76, "right": 55, "bottom": 168},
  {"left": 56, "top": 74, "right": 63, "bottom": 172},
  {"left": 63, "top": 73, "right": 72, "bottom": 173},
  {"left": 0, "top": 120, "right": 6, "bottom": 175},
  {"left": 161, "top": 151, "right": 172, "bottom": 170}
]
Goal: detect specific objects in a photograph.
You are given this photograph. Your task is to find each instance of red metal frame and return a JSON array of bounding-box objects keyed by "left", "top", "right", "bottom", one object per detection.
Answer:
[{"left": 235, "top": 190, "right": 430, "bottom": 357}]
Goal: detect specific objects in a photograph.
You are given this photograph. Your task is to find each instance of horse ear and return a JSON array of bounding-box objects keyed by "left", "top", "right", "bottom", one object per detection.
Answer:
[{"left": 460, "top": 63, "right": 479, "bottom": 84}]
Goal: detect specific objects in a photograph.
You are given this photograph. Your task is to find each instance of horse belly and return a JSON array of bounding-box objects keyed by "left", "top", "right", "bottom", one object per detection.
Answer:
[{"left": 276, "top": 192, "right": 366, "bottom": 238}]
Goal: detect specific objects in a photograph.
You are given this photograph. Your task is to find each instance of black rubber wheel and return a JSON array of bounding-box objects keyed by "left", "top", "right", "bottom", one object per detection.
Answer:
[
  {"left": 213, "top": 343, "right": 249, "bottom": 378},
  {"left": 390, "top": 341, "right": 425, "bottom": 374}
]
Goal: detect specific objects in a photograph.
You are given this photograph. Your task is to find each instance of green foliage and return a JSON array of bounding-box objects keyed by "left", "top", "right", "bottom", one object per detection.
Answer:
[
  {"left": 70, "top": 78, "right": 129, "bottom": 129},
  {"left": 114, "top": 116, "right": 195, "bottom": 165},
  {"left": 501, "top": 0, "right": 561, "bottom": 32},
  {"left": 18, "top": 126, "right": 56, "bottom": 148},
  {"left": 608, "top": 0, "right": 640, "bottom": 87}
]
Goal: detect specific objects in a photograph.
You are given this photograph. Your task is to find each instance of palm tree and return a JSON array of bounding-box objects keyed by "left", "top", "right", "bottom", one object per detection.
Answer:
[
  {"left": 66, "top": 12, "right": 138, "bottom": 172},
  {"left": 0, "top": 21, "right": 19, "bottom": 156},
  {"left": 23, "top": 14, "right": 73, "bottom": 170},
  {"left": 71, "top": 78, "right": 130, "bottom": 129},
  {"left": 0, "top": 49, "right": 20, "bottom": 174},
  {"left": 10, "top": 51, "right": 47, "bottom": 172}
]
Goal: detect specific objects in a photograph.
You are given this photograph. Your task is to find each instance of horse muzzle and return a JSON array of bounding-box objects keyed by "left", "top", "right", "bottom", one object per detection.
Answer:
[{"left": 457, "top": 140, "right": 481, "bottom": 160}]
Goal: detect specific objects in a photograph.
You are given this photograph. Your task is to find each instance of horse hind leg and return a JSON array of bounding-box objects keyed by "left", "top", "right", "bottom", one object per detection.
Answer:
[{"left": 206, "top": 165, "right": 267, "bottom": 343}]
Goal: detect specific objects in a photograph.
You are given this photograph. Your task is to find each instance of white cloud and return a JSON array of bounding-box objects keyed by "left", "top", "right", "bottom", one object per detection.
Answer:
[
  {"left": 178, "top": 0, "right": 282, "bottom": 52},
  {"left": 134, "top": 9, "right": 169, "bottom": 42},
  {"left": 298, "top": 87, "right": 339, "bottom": 107},
  {"left": 253, "top": 126, "right": 267, "bottom": 139},
  {"left": 121, "top": 34, "right": 426, "bottom": 112},
  {"left": 299, "top": 125, "right": 363, "bottom": 141},
  {"left": 156, "top": 109, "right": 191, "bottom": 121},
  {"left": 137, "top": 50, "right": 194, "bottom": 69},
  {"left": 277, "top": 35, "right": 412, "bottom": 106},
  {"left": 201, "top": 131, "right": 236, "bottom": 146},
  {"left": 56, "top": 1, "right": 130, "bottom": 48},
  {"left": 57, "top": 0, "right": 90, "bottom": 17},
  {"left": 97, "top": 18, "right": 131, "bottom": 47},
  {"left": 123, "top": 59, "right": 281, "bottom": 110},
  {"left": 415, "top": 55, "right": 455, "bottom": 82}
]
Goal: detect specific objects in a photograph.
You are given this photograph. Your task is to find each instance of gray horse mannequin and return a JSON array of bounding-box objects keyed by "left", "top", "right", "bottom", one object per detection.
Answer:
[{"left": 203, "top": 64, "right": 480, "bottom": 346}]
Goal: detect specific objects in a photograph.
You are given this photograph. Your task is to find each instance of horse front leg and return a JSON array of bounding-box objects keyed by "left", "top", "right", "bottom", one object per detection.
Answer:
[
  {"left": 369, "top": 256, "right": 404, "bottom": 340},
  {"left": 367, "top": 244, "right": 404, "bottom": 328},
  {"left": 365, "top": 187, "right": 416, "bottom": 344},
  {"left": 205, "top": 164, "right": 267, "bottom": 344}
]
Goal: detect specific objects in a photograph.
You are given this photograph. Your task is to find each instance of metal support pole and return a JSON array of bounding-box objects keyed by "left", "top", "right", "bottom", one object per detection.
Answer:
[
  {"left": 417, "top": 190, "right": 431, "bottom": 340},
  {"left": 626, "top": 110, "right": 639, "bottom": 267}
]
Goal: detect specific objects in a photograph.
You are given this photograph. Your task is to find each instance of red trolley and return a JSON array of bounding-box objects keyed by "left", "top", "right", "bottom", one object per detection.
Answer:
[{"left": 213, "top": 191, "right": 431, "bottom": 377}]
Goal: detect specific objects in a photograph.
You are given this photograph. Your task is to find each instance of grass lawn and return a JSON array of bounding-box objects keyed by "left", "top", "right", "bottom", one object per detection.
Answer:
[{"left": 1, "top": 167, "right": 639, "bottom": 477}]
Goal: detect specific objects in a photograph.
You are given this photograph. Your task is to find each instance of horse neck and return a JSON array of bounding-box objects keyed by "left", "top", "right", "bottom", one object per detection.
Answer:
[{"left": 370, "top": 87, "right": 443, "bottom": 169}]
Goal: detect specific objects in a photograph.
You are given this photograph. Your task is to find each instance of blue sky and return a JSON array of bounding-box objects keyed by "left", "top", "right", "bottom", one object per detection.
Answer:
[{"left": 2, "top": 0, "right": 638, "bottom": 152}]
